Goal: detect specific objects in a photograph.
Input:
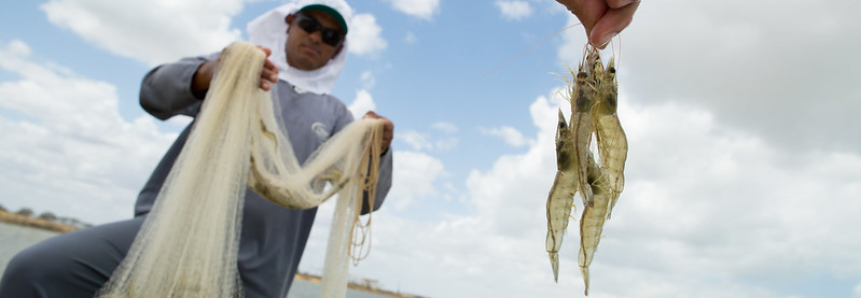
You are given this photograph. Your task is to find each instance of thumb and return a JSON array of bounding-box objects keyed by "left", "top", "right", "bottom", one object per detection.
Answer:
[{"left": 590, "top": 1, "right": 639, "bottom": 48}]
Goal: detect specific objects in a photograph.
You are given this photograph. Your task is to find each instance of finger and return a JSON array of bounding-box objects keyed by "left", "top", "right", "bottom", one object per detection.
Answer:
[
  {"left": 383, "top": 118, "right": 394, "bottom": 132},
  {"left": 558, "top": 0, "right": 608, "bottom": 36},
  {"left": 606, "top": 0, "right": 639, "bottom": 9},
  {"left": 263, "top": 58, "right": 278, "bottom": 72},
  {"left": 256, "top": 45, "right": 273, "bottom": 57},
  {"left": 590, "top": 1, "right": 639, "bottom": 48},
  {"left": 260, "top": 80, "right": 271, "bottom": 91},
  {"left": 261, "top": 68, "right": 278, "bottom": 84}
]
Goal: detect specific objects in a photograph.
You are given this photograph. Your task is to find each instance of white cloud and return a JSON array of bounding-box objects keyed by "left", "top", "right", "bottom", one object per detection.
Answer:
[
  {"left": 40, "top": 0, "right": 243, "bottom": 66},
  {"left": 398, "top": 128, "right": 459, "bottom": 152},
  {"left": 404, "top": 31, "right": 418, "bottom": 44},
  {"left": 433, "top": 138, "right": 459, "bottom": 151},
  {"left": 359, "top": 70, "right": 376, "bottom": 89},
  {"left": 302, "top": 89, "right": 861, "bottom": 297},
  {"left": 347, "top": 89, "right": 376, "bottom": 119},
  {"left": 383, "top": 0, "right": 440, "bottom": 20},
  {"left": 431, "top": 121, "right": 457, "bottom": 134},
  {"left": 399, "top": 130, "right": 433, "bottom": 151},
  {"left": 855, "top": 282, "right": 861, "bottom": 297},
  {"left": 386, "top": 151, "right": 447, "bottom": 210},
  {"left": 557, "top": 0, "right": 861, "bottom": 153},
  {"left": 166, "top": 115, "right": 193, "bottom": 128},
  {"left": 348, "top": 13, "right": 388, "bottom": 57},
  {"left": 495, "top": 1, "right": 533, "bottom": 21},
  {"left": 0, "top": 40, "right": 176, "bottom": 224},
  {"left": 466, "top": 94, "right": 861, "bottom": 297},
  {"left": 479, "top": 126, "right": 530, "bottom": 147}
]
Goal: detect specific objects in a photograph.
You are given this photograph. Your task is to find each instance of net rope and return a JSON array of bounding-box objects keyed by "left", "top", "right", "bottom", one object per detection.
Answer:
[{"left": 96, "top": 41, "right": 383, "bottom": 298}]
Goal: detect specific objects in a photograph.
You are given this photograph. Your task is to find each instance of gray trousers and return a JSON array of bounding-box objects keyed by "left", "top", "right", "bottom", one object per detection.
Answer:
[
  {"left": 0, "top": 217, "right": 143, "bottom": 297},
  {"left": 0, "top": 217, "right": 280, "bottom": 298},
  {"left": 1, "top": 216, "right": 274, "bottom": 298}
]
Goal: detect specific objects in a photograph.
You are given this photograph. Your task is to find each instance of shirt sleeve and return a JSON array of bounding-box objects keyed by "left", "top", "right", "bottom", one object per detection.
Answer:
[
  {"left": 139, "top": 53, "right": 219, "bottom": 120},
  {"left": 367, "top": 147, "right": 393, "bottom": 214}
]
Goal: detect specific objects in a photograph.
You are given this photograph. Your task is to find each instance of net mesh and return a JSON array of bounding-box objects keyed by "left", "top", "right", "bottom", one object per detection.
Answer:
[{"left": 97, "top": 41, "right": 383, "bottom": 298}]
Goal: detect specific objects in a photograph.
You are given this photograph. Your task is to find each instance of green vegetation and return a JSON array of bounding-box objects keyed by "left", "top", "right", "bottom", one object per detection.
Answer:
[
  {"left": 0, "top": 204, "right": 92, "bottom": 231},
  {"left": 16, "top": 208, "right": 33, "bottom": 217},
  {"left": 39, "top": 212, "right": 58, "bottom": 221}
]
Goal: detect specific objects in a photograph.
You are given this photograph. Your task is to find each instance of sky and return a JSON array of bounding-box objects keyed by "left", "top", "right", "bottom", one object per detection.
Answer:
[{"left": 1, "top": 0, "right": 860, "bottom": 297}]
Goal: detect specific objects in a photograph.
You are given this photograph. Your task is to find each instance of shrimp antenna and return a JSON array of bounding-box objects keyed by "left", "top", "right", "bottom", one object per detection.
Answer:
[
  {"left": 609, "top": 34, "right": 622, "bottom": 69},
  {"left": 481, "top": 23, "right": 581, "bottom": 77},
  {"left": 618, "top": 34, "right": 622, "bottom": 69}
]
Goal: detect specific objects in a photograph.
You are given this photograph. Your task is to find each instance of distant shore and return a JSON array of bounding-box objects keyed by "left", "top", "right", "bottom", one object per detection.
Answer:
[
  {"left": 0, "top": 210, "right": 78, "bottom": 233},
  {"left": 294, "top": 273, "right": 427, "bottom": 298}
]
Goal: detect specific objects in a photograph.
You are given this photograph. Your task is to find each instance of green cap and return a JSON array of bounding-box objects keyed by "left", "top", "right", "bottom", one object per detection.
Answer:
[{"left": 299, "top": 4, "right": 348, "bottom": 34}]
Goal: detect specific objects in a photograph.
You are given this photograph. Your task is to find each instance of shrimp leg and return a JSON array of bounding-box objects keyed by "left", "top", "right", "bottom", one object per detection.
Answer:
[{"left": 546, "top": 109, "right": 578, "bottom": 282}]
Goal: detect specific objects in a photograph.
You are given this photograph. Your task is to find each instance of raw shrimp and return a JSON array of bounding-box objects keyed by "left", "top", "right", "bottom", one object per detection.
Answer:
[
  {"left": 546, "top": 109, "right": 579, "bottom": 282},
  {"left": 578, "top": 152, "right": 610, "bottom": 296},
  {"left": 544, "top": 45, "right": 628, "bottom": 296},
  {"left": 592, "top": 59, "right": 627, "bottom": 216},
  {"left": 569, "top": 61, "right": 596, "bottom": 206}
]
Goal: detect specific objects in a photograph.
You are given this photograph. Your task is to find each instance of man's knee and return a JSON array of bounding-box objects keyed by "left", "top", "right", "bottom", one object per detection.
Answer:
[
  {"left": 1, "top": 219, "right": 141, "bottom": 297},
  {"left": 0, "top": 242, "right": 65, "bottom": 296},
  {"left": 3, "top": 240, "right": 74, "bottom": 283}
]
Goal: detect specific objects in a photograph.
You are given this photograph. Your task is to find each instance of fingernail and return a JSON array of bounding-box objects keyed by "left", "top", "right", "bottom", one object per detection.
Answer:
[{"left": 597, "top": 32, "right": 617, "bottom": 49}]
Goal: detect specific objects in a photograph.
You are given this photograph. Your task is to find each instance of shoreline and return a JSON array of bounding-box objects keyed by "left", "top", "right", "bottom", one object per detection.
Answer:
[
  {"left": 0, "top": 210, "right": 78, "bottom": 233},
  {"left": 294, "top": 273, "right": 427, "bottom": 298}
]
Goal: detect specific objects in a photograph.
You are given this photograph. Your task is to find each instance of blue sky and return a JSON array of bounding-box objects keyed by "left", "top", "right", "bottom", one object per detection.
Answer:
[{"left": 2, "top": 0, "right": 861, "bottom": 297}]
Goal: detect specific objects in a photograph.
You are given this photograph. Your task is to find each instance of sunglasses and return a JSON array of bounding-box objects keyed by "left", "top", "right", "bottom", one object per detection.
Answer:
[{"left": 294, "top": 14, "right": 345, "bottom": 47}]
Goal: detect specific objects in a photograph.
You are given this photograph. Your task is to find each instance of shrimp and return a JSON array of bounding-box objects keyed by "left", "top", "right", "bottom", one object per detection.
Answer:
[
  {"left": 593, "top": 59, "right": 628, "bottom": 216},
  {"left": 578, "top": 152, "right": 610, "bottom": 296},
  {"left": 547, "top": 44, "right": 628, "bottom": 296},
  {"left": 569, "top": 59, "right": 596, "bottom": 206},
  {"left": 546, "top": 109, "right": 579, "bottom": 282}
]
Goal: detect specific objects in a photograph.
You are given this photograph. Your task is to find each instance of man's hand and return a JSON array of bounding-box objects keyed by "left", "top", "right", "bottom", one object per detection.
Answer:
[
  {"left": 556, "top": 0, "right": 640, "bottom": 48},
  {"left": 191, "top": 45, "right": 280, "bottom": 96},
  {"left": 257, "top": 46, "right": 279, "bottom": 91},
  {"left": 362, "top": 111, "right": 394, "bottom": 153}
]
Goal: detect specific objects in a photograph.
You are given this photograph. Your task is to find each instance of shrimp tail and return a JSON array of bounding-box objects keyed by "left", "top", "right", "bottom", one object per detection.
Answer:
[
  {"left": 581, "top": 266, "right": 591, "bottom": 296},
  {"left": 549, "top": 252, "right": 560, "bottom": 282}
]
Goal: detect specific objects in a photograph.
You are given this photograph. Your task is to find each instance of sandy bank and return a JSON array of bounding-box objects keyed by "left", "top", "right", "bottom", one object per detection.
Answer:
[
  {"left": 0, "top": 210, "right": 78, "bottom": 233},
  {"left": 294, "top": 273, "right": 428, "bottom": 298}
]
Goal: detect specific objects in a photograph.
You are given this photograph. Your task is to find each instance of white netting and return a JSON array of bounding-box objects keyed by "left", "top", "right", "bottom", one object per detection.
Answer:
[{"left": 97, "top": 41, "right": 382, "bottom": 298}]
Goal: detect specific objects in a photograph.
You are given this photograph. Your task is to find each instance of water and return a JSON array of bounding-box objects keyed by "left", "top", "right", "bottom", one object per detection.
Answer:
[
  {"left": 0, "top": 223, "right": 393, "bottom": 298},
  {"left": 0, "top": 222, "right": 59, "bottom": 273}
]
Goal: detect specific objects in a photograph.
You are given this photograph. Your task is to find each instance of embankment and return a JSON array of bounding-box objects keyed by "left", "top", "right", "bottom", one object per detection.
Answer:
[
  {"left": 0, "top": 210, "right": 78, "bottom": 233},
  {"left": 295, "top": 273, "right": 427, "bottom": 298}
]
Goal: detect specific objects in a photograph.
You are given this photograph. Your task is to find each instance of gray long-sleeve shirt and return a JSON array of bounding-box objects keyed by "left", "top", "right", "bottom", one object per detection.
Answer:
[{"left": 134, "top": 55, "right": 393, "bottom": 297}]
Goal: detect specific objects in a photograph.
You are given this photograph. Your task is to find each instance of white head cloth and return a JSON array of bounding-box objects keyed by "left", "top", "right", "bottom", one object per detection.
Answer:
[{"left": 247, "top": 0, "right": 353, "bottom": 95}]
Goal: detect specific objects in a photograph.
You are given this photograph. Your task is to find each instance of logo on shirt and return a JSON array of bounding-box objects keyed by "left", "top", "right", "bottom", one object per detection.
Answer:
[{"left": 311, "top": 122, "right": 330, "bottom": 141}]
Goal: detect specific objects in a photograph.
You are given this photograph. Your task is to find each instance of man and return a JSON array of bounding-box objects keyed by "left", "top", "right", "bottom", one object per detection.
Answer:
[{"left": 0, "top": 0, "right": 393, "bottom": 297}]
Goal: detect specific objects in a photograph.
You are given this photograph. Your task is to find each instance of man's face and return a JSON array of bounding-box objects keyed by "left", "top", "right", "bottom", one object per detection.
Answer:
[{"left": 285, "top": 10, "right": 345, "bottom": 71}]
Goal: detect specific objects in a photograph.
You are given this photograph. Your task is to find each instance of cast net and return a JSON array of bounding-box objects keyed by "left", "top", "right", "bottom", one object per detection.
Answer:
[{"left": 96, "top": 41, "right": 383, "bottom": 298}]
